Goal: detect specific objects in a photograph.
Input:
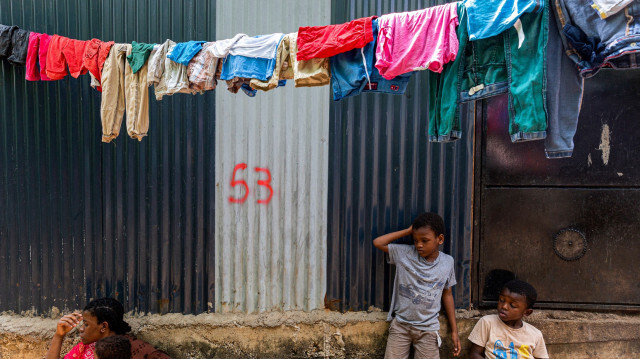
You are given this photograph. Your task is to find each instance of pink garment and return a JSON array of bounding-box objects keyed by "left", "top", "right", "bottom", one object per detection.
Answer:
[
  {"left": 375, "top": 3, "right": 459, "bottom": 80},
  {"left": 64, "top": 342, "right": 95, "bottom": 359},
  {"left": 25, "top": 32, "right": 52, "bottom": 81}
]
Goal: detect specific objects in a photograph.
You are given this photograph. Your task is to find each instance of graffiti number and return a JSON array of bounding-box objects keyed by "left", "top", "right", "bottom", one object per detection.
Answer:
[{"left": 228, "top": 163, "right": 249, "bottom": 204}]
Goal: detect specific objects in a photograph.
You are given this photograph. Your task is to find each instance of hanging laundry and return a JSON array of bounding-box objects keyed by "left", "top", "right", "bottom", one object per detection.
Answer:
[
  {"left": 83, "top": 38, "right": 114, "bottom": 91},
  {"left": 225, "top": 77, "right": 257, "bottom": 97},
  {"left": 127, "top": 41, "right": 155, "bottom": 74},
  {"left": 331, "top": 18, "right": 413, "bottom": 101},
  {"left": 288, "top": 32, "right": 331, "bottom": 87},
  {"left": 209, "top": 33, "right": 247, "bottom": 58},
  {"left": 555, "top": 0, "right": 640, "bottom": 78},
  {"left": 220, "top": 34, "right": 284, "bottom": 84},
  {"left": 46, "top": 35, "right": 89, "bottom": 80},
  {"left": 167, "top": 40, "right": 206, "bottom": 66},
  {"left": 6, "top": 28, "right": 30, "bottom": 66},
  {"left": 0, "top": 25, "right": 18, "bottom": 58},
  {"left": 590, "top": 0, "right": 634, "bottom": 19},
  {"left": 250, "top": 34, "right": 294, "bottom": 91},
  {"left": 428, "top": 2, "right": 548, "bottom": 143},
  {"left": 464, "top": 0, "right": 543, "bottom": 41},
  {"left": 375, "top": 3, "right": 459, "bottom": 80},
  {"left": 544, "top": 3, "right": 584, "bottom": 159},
  {"left": 187, "top": 42, "right": 220, "bottom": 91},
  {"left": 25, "top": 32, "right": 52, "bottom": 81},
  {"left": 229, "top": 33, "right": 283, "bottom": 58},
  {"left": 296, "top": 16, "right": 375, "bottom": 61},
  {"left": 101, "top": 44, "right": 150, "bottom": 142},
  {"left": 147, "top": 39, "right": 199, "bottom": 100}
]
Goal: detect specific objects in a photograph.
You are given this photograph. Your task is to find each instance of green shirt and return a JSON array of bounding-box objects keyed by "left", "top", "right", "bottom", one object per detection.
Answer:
[{"left": 127, "top": 41, "right": 156, "bottom": 73}]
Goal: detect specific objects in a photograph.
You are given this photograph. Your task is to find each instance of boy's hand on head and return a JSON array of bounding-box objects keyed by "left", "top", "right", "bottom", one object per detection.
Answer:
[{"left": 451, "top": 331, "right": 461, "bottom": 356}]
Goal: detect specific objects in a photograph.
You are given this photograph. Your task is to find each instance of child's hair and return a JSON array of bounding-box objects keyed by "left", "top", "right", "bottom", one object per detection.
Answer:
[
  {"left": 83, "top": 298, "right": 132, "bottom": 335},
  {"left": 412, "top": 212, "right": 445, "bottom": 237},
  {"left": 503, "top": 279, "right": 538, "bottom": 309},
  {"left": 94, "top": 335, "right": 132, "bottom": 359}
]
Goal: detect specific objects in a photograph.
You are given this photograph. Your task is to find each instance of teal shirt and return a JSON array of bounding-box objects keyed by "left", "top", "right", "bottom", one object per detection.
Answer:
[{"left": 127, "top": 41, "right": 156, "bottom": 73}]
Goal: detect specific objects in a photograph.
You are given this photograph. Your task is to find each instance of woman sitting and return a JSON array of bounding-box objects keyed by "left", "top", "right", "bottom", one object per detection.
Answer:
[{"left": 45, "top": 297, "right": 170, "bottom": 359}]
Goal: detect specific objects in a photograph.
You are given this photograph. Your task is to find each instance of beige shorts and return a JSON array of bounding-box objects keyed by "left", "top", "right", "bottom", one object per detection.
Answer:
[{"left": 384, "top": 318, "right": 441, "bottom": 359}]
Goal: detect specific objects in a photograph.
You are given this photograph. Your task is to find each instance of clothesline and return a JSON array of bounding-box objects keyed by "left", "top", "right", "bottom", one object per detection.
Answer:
[{"left": 2, "top": 0, "right": 638, "bottom": 161}]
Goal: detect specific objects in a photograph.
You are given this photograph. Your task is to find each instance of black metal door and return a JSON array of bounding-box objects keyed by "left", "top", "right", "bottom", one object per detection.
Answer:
[{"left": 477, "top": 70, "right": 640, "bottom": 309}]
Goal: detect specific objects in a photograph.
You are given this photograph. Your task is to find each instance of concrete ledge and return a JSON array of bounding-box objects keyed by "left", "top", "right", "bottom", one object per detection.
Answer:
[{"left": 1, "top": 309, "right": 639, "bottom": 358}]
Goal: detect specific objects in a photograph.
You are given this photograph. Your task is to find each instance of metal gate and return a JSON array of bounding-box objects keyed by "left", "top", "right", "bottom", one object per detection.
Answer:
[{"left": 475, "top": 69, "right": 640, "bottom": 309}]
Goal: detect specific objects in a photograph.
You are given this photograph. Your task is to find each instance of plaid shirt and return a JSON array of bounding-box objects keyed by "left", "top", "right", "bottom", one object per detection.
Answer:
[{"left": 187, "top": 42, "right": 219, "bottom": 91}]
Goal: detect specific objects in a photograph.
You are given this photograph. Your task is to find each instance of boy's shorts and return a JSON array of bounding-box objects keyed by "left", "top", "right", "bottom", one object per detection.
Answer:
[
  {"left": 330, "top": 18, "right": 413, "bottom": 101},
  {"left": 385, "top": 318, "right": 441, "bottom": 359}
]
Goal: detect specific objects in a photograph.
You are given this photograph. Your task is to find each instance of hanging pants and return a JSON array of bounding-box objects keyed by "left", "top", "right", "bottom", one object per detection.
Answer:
[
  {"left": 429, "top": 2, "right": 548, "bottom": 143},
  {"left": 100, "top": 44, "right": 150, "bottom": 142}
]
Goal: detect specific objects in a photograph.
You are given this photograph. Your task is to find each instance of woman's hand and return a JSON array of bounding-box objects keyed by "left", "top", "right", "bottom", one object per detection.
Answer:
[{"left": 55, "top": 312, "right": 82, "bottom": 337}]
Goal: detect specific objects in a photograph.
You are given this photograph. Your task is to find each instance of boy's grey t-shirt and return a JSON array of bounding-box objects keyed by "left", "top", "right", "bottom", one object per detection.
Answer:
[{"left": 387, "top": 244, "right": 456, "bottom": 331}]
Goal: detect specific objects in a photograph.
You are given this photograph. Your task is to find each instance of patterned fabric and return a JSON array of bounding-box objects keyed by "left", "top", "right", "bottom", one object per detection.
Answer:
[{"left": 64, "top": 342, "right": 96, "bottom": 359}]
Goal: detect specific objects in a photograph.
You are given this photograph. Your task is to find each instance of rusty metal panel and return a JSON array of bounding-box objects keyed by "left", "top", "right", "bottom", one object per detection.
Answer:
[
  {"left": 0, "top": 0, "right": 216, "bottom": 315},
  {"left": 326, "top": 0, "right": 473, "bottom": 312},
  {"left": 480, "top": 187, "right": 640, "bottom": 307},
  {"left": 483, "top": 70, "right": 640, "bottom": 187},
  {"left": 214, "top": 0, "right": 330, "bottom": 313}
]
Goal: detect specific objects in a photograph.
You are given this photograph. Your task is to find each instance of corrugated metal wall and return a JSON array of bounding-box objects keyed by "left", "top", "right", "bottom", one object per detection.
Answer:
[
  {"left": 326, "top": 0, "right": 473, "bottom": 311},
  {"left": 214, "top": 0, "right": 330, "bottom": 313},
  {"left": 0, "top": 0, "right": 216, "bottom": 314}
]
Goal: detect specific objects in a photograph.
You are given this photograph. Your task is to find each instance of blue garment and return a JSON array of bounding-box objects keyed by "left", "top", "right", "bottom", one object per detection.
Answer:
[
  {"left": 219, "top": 54, "right": 276, "bottom": 81},
  {"left": 330, "top": 18, "right": 412, "bottom": 101},
  {"left": 465, "top": 0, "right": 544, "bottom": 40},
  {"left": 544, "top": 0, "right": 584, "bottom": 159},
  {"left": 219, "top": 34, "right": 282, "bottom": 81},
  {"left": 556, "top": 0, "right": 640, "bottom": 77},
  {"left": 167, "top": 40, "right": 206, "bottom": 66}
]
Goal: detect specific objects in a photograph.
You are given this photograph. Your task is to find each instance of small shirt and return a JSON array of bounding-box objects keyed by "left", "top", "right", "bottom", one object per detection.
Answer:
[
  {"left": 465, "top": 0, "right": 543, "bottom": 40},
  {"left": 468, "top": 314, "right": 549, "bottom": 359},
  {"left": 229, "top": 33, "right": 283, "bottom": 58},
  {"left": 127, "top": 41, "right": 155, "bottom": 73},
  {"left": 167, "top": 40, "right": 206, "bottom": 66},
  {"left": 387, "top": 244, "right": 456, "bottom": 331},
  {"left": 375, "top": 3, "right": 459, "bottom": 79}
]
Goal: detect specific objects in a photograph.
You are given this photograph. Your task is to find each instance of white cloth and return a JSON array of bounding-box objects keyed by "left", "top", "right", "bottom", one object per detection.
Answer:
[
  {"left": 229, "top": 33, "right": 284, "bottom": 59},
  {"left": 590, "top": 0, "right": 634, "bottom": 18},
  {"left": 209, "top": 33, "right": 247, "bottom": 58}
]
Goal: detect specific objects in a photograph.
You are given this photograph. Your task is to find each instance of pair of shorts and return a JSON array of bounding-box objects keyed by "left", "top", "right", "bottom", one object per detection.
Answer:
[
  {"left": 296, "top": 16, "right": 375, "bottom": 61},
  {"left": 0, "top": 24, "right": 30, "bottom": 65},
  {"left": 84, "top": 38, "right": 114, "bottom": 91},
  {"left": 46, "top": 35, "right": 89, "bottom": 80},
  {"left": 330, "top": 18, "right": 413, "bottom": 101},
  {"left": 25, "top": 32, "right": 52, "bottom": 81}
]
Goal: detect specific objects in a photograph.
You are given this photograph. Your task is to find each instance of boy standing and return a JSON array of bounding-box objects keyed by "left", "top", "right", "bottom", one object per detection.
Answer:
[
  {"left": 373, "top": 212, "right": 461, "bottom": 359},
  {"left": 468, "top": 279, "right": 549, "bottom": 359}
]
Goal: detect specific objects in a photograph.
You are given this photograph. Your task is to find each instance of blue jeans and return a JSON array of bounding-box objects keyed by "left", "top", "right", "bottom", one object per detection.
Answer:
[
  {"left": 429, "top": 2, "right": 548, "bottom": 143},
  {"left": 544, "top": 2, "right": 584, "bottom": 158},
  {"left": 330, "top": 18, "right": 412, "bottom": 101},
  {"left": 556, "top": 0, "right": 640, "bottom": 77}
]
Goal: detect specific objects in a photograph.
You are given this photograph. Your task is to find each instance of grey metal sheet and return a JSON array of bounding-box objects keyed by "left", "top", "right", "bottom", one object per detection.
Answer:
[
  {"left": 0, "top": 0, "right": 216, "bottom": 315},
  {"left": 214, "top": 0, "right": 330, "bottom": 312}
]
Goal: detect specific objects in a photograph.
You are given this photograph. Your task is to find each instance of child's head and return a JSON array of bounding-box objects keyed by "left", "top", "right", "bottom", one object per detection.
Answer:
[
  {"left": 411, "top": 212, "right": 445, "bottom": 259},
  {"left": 497, "top": 279, "right": 538, "bottom": 323},
  {"left": 94, "top": 335, "right": 132, "bottom": 359}
]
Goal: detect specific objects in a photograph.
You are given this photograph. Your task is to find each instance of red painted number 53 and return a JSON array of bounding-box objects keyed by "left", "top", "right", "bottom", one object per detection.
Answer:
[{"left": 228, "top": 163, "right": 274, "bottom": 205}]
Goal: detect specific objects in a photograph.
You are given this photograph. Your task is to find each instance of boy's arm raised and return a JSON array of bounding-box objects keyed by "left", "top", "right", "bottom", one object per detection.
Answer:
[
  {"left": 372, "top": 226, "right": 412, "bottom": 253},
  {"left": 442, "top": 287, "right": 461, "bottom": 356}
]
